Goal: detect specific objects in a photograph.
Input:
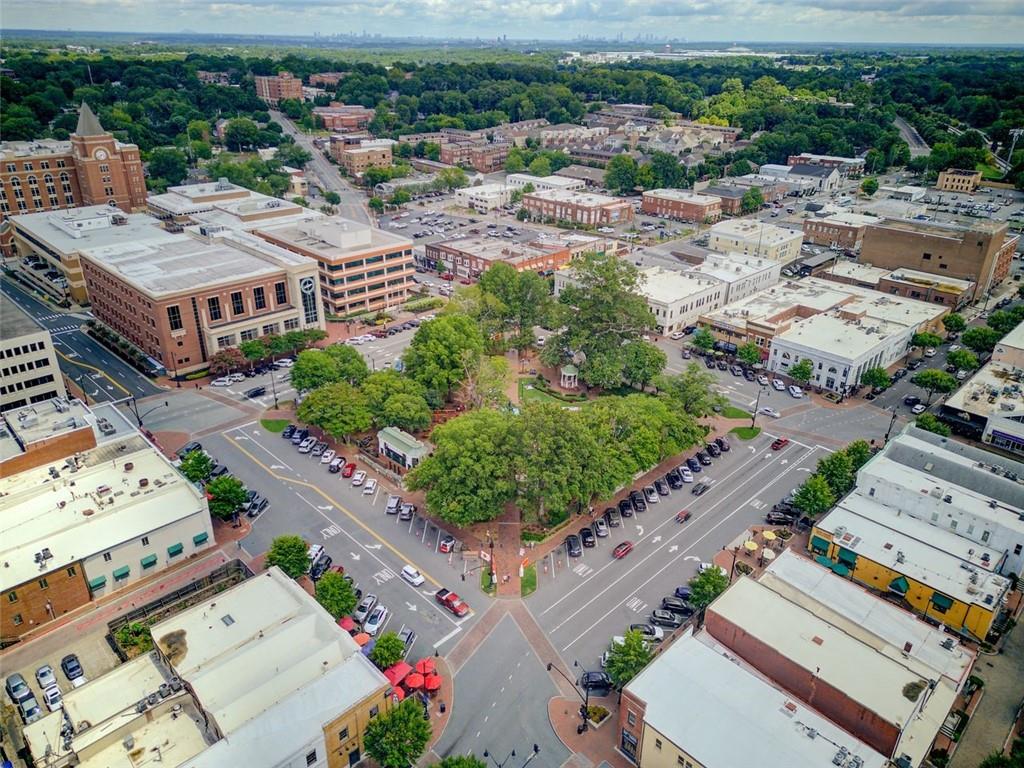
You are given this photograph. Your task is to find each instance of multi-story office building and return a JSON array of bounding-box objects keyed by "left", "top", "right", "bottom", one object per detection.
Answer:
[
  {"left": 334, "top": 145, "right": 392, "bottom": 177},
  {"left": 936, "top": 168, "right": 983, "bottom": 194},
  {"left": 0, "top": 103, "right": 147, "bottom": 256},
  {"left": 425, "top": 235, "right": 571, "bottom": 280},
  {"left": 80, "top": 229, "right": 324, "bottom": 376},
  {"left": 0, "top": 399, "right": 214, "bottom": 640},
  {"left": 9, "top": 205, "right": 176, "bottom": 304},
  {"left": 147, "top": 178, "right": 311, "bottom": 230},
  {"left": 522, "top": 189, "right": 634, "bottom": 226},
  {"left": 506, "top": 173, "right": 586, "bottom": 193},
  {"left": 254, "top": 71, "right": 303, "bottom": 105},
  {"left": 0, "top": 292, "right": 66, "bottom": 412},
  {"left": 786, "top": 152, "right": 866, "bottom": 176},
  {"left": 860, "top": 218, "right": 1019, "bottom": 299},
  {"left": 256, "top": 217, "right": 415, "bottom": 316},
  {"left": 708, "top": 219, "right": 802, "bottom": 263},
  {"left": 309, "top": 72, "right": 349, "bottom": 87},
  {"left": 439, "top": 142, "right": 510, "bottom": 172},
  {"left": 802, "top": 212, "right": 880, "bottom": 249},
  {"left": 640, "top": 189, "right": 722, "bottom": 223},
  {"left": 22, "top": 567, "right": 392, "bottom": 768},
  {"left": 312, "top": 102, "right": 374, "bottom": 131},
  {"left": 453, "top": 183, "right": 512, "bottom": 211},
  {"left": 688, "top": 251, "right": 781, "bottom": 304}
]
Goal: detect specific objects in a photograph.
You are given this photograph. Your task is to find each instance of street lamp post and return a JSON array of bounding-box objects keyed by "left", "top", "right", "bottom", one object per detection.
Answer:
[
  {"left": 269, "top": 368, "right": 280, "bottom": 409},
  {"left": 127, "top": 397, "right": 169, "bottom": 427},
  {"left": 482, "top": 744, "right": 539, "bottom": 768},
  {"left": 546, "top": 661, "right": 590, "bottom": 734},
  {"left": 750, "top": 382, "right": 766, "bottom": 429}
]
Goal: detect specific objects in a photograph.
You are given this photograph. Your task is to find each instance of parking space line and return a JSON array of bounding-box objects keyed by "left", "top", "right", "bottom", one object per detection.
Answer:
[
  {"left": 556, "top": 450, "right": 818, "bottom": 650},
  {"left": 222, "top": 432, "right": 466, "bottom": 628}
]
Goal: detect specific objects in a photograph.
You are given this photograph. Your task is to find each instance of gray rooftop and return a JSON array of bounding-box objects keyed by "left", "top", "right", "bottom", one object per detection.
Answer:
[
  {"left": 1, "top": 292, "right": 44, "bottom": 338},
  {"left": 75, "top": 102, "right": 106, "bottom": 137}
]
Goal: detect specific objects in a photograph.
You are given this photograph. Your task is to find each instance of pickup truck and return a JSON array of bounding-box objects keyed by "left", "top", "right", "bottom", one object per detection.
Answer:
[{"left": 435, "top": 588, "right": 470, "bottom": 617}]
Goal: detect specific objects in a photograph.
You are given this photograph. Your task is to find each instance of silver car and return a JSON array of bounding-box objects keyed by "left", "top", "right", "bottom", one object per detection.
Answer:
[
  {"left": 353, "top": 594, "right": 377, "bottom": 623},
  {"left": 364, "top": 605, "right": 390, "bottom": 636}
]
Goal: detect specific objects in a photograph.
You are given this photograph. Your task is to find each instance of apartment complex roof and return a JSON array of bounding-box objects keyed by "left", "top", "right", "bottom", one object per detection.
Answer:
[{"left": 625, "top": 630, "right": 887, "bottom": 768}]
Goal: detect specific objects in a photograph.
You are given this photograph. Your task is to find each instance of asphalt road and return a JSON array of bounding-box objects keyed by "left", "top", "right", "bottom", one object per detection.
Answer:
[
  {"left": 434, "top": 613, "right": 570, "bottom": 764},
  {"left": 2, "top": 277, "right": 162, "bottom": 403},
  {"left": 271, "top": 110, "right": 370, "bottom": 224},
  {"left": 529, "top": 429, "right": 823, "bottom": 668},
  {"left": 204, "top": 422, "right": 480, "bottom": 654}
]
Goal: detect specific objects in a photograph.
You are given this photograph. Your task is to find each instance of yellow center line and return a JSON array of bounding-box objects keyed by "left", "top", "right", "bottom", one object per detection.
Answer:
[
  {"left": 227, "top": 437, "right": 443, "bottom": 589},
  {"left": 56, "top": 349, "right": 132, "bottom": 396}
]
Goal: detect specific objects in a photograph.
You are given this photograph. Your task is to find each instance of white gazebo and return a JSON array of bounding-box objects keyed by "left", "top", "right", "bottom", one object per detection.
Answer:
[{"left": 560, "top": 364, "right": 579, "bottom": 390}]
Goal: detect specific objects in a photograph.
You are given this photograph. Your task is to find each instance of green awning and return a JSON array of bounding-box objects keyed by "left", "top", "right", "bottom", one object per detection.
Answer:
[
  {"left": 811, "top": 536, "right": 830, "bottom": 554},
  {"left": 141, "top": 554, "right": 158, "bottom": 569},
  {"left": 831, "top": 563, "right": 851, "bottom": 577},
  {"left": 889, "top": 576, "right": 909, "bottom": 595},
  {"left": 88, "top": 575, "right": 107, "bottom": 590},
  {"left": 931, "top": 592, "right": 954, "bottom": 610},
  {"left": 168, "top": 543, "right": 184, "bottom": 557},
  {"left": 836, "top": 547, "right": 858, "bottom": 567},
  {"left": 193, "top": 532, "right": 209, "bottom": 545},
  {"left": 815, "top": 555, "right": 834, "bottom": 569},
  {"left": 113, "top": 565, "right": 130, "bottom": 580}
]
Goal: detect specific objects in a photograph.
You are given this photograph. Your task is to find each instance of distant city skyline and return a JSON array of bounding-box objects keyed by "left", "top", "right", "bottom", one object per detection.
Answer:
[{"left": 2, "top": 0, "right": 1022, "bottom": 46}]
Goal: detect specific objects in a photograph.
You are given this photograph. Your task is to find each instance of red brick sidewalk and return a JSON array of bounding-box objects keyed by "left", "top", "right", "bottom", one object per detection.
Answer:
[{"left": 548, "top": 694, "right": 632, "bottom": 768}]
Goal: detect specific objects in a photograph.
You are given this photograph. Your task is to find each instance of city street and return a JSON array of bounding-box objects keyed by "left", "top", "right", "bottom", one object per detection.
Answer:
[{"left": 2, "top": 277, "right": 162, "bottom": 402}]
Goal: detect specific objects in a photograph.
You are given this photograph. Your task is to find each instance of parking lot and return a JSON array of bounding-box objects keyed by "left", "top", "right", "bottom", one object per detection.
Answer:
[
  {"left": 528, "top": 428, "right": 823, "bottom": 668},
  {"left": 201, "top": 423, "right": 482, "bottom": 655}
]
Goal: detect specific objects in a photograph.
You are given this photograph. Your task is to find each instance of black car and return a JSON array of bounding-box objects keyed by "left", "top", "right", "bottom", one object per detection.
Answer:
[
  {"left": 649, "top": 609, "right": 685, "bottom": 628},
  {"left": 565, "top": 534, "right": 583, "bottom": 557},
  {"left": 704, "top": 357, "right": 716, "bottom": 369},
  {"left": 661, "top": 596, "right": 694, "bottom": 616},
  {"left": 178, "top": 441, "right": 203, "bottom": 457},
  {"left": 765, "top": 511, "right": 796, "bottom": 525},
  {"left": 691, "top": 481, "right": 710, "bottom": 496},
  {"left": 579, "top": 527, "right": 596, "bottom": 548},
  {"left": 686, "top": 457, "right": 702, "bottom": 473},
  {"left": 705, "top": 443, "right": 721, "bottom": 457},
  {"left": 696, "top": 451, "right": 712, "bottom": 466},
  {"left": 629, "top": 490, "right": 647, "bottom": 514},
  {"left": 908, "top": 359, "right": 924, "bottom": 371},
  {"left": 654, "top": 479, "right": 670, "bottom": 496},
  {"left": 281, "top": 424, "right": 296, "bottom": 439},
  {"left": 714, "top": 437, "right": 730, "bottom": 452},
  {"left": 244, "top": 386, "right": 266, "bottom": 398},
  {"left": 674, "top": 586, "right": 692, "bottom": 600},
  {"left": 578, "top": 671, "right": 612, "bottom": 693},
  {"left": 666, "top": 470, "right": 684, "bottom": 489},
  {"left": 209, "top": 463, "right": 229, "bottom": 478},
  {"left": 716, "top": 360, "right": 729, "bottom": 371},
  {"left": 903, "top": 395, "right": 922, "bottom": 407},
  {"left": 60, "top": 654, "right": 84, "bottom": 683},
  {"left": 310, "top": 555, "right": 333, "bottom": 581},
  {"left": 618, "top": 499, "right": 634, "bottom": 518},
  {"left": 743, "top": 369, "right": 756, "bottom": 382}
]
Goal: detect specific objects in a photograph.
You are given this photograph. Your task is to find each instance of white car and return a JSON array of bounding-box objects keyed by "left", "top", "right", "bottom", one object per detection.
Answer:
[
  {"left": 911, "top": 403, "right": 927, "bottom": 415},
  {"left": 41, "top": 685, "right": 62, "bottom": 713},
  {"left": 363, "top": 478, "right": 378, "bottom": 495},
  {"left": 924, "top": 348, "right": 936, "bottom": 358},
  {"left": 320, "top": 449, "right": 336, "bottom": 464},
  {"left": 346, "top": 337, "right": 364, "bottom": 346},
  {"left": 759, "top": 406, "right": 781, "bottom": 418},
  {"left": 351, "top": 470, "right": 367, "bottom": 486},
  {"left": 788, "top": 385, "right": 803, "bottom": 398},
  {"left": 275, "top": 358, "right": 295, "bottom": 368},
  {"left": 699, "top": 562, "right": 728, "bottom": 578},
  {"left": 364, "top": 605, "right": 390, "bottom": 636},
  {"left": 400, "top": 565, "right": 425, "bottom": 586},
  {"left": 757, "top": 374, "right": 769, "bottom": 386},
  {"left": 228, "top": 373, "right": 246, "bottom": 383},
  {"left": 536, "top": 337, "right": 545, "bottom": 347},
  {"left": 298, "top": 437, "right": 315, "bottom": 454},
  {"left": 956, "top": 369, "right": 969, "bottom": 381},
  {"left": 669, "top": 331, "right": 685, "bottom": 340},
  {"left": 211, "top": 377, "right": 232, "bottom": 387},
  {"left": 680, "top": 467, "right": 694, "bottom": 483},
  {"left": 948, "top": 344, "right": 961, "bottom": 352},
  {"left": 771, "top": 378, "right": 786, "bottom": 391}
]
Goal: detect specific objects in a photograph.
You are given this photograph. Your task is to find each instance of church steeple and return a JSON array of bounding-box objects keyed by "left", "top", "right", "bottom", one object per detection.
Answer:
[{"left": 74, "top": 102, "right": 106, "bottom": 137}]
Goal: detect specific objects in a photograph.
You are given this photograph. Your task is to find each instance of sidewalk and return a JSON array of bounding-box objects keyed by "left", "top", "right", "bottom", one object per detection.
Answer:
[{"left": 549, "top": 694, "right": 632, "bottom": 768}]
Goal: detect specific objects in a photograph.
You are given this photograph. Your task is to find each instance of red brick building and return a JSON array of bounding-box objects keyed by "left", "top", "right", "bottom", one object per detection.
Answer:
[
  {"left": 802, "top": 212, "right": 881, "bottom": 250},
  {"left": 522, "top": 189, "right": 634, "bottom": 226},
  {"left": 313, "top": 102, "right": 375, "bottom": 132},
  {"left": 641, "top": 189, "right": 722, "bottom": 223},
  {"left": 309, "top": 72, "right": 348, "bottom": 87},
  {"left": 255, "top": 71, "right": 303, "bottom": 106},
  {"left": 424, "top": 236, "right": 571, "bottom": 280},
  {"left": 439, "top": 142, "right": 510, "bottom": 172}
]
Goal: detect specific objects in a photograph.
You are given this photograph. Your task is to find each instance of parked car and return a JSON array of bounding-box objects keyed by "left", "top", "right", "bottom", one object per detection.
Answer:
[
  {"left": 311, "top": 555, "right": 333, "bottom": 581},
  {"left": 911, "top": 403, "right": 927, "bottom": 415},
  {"left": 578, "top": 671, "right": 613, "bottom": 693},
  {"left": 439, "top": 535, "right": 457, "bottom": 554},
  {"left": 654, "top": 478, "right": 670, "bottom": 496},
  {"left": 629, "top": 623, "right": 665, "bottom": 642},
  {"left": 649, "top": 609, "right": 686, "bottom": 629},
  {"left": 400, "top": 565, "right": 426, "bottom": 586},
  {"left": 19, "top": 695, "right": 42, "bottom": 724},
  {"left": 714, "top": 437, "right": 730, "bottom": 452},
  {"left": 291, "top": 428, "right": 309, "bottom": 445},
  {"left": 351, "top": 470, "right": 367, "bottom": 486},
  {"left": 788, "top": 385, "right": 803, "bottom": 398},
  {"left": 178, "top": 441, "right": 203, "bottom": 457},
  {"left": 696, "top": 451, "right": 712, "bottom": 466},
  {"left": 661, "top": 596, "right": 694, "bottom": 616},
  {"left": 329, "top": 457, "right": 344, "bottom": 473},
  {"left": 311, "top": 441, "right": 328, "bottom": 457},
  {"left": 771, "top": 378, "right": 786, "bottom": 391},
  {"left": 666, "top": 469, "right": 684, "bottom": 489},
  {"left": 680, "top": 467, "right": 694, "bottom": 483},
  {"left": 674, "top": 585, "right": 693, "bottom": 600},
  {"left": 342, "top": 462, "right": 356, "bottom": 478},
  {"left": 35, "top": 665, "right": 57, "bottom": 691},
  {"left": 354, "top": 595, "right": 378, "bottom": 623},
  {"left": 771, "top": 438, "right": 790, "bottom": 451},
  {"left": 594, "top": 518, "right": 609, "bottom": 537},
  {"left": 924, "top": 348, "right": 937, "bottom": 358},
  {"left": 757, "top": 374, "right": 769, "bottom": 386},
  {"left": 629, "top": 490, "right": 647, "bottom": 513},
  {"left": 298, "top": 437, "right": 316, "bottom": 454},
  {"left": 705, "top": 442, "right": 721, "bottom": 457},
  {"left": 41, "top": 685, "right": 63, "bottom": 713},
  {"left": 361, "top": 478, "right": 377, "bottom": 495},
  {"left": 211, "top": 377, "right": 232, "bottom": 387},
  {"left": 399, "top": 503, "right": 417, "bottom": 521},
  {"left": 686, "top": 457, "right": 702, "bottom": 473},
  {"left": 386, "top": 495, "right": 402, "bottom": 514},
  {"left": 699, "top": 562, "right": 728, "bottom": 578},
  {"left": 364, "top": 605, "right": 390, "bottom": 636},
  {"left": 765, "top": 511, "right": 797, "bottom": 525},
  {"left": 604, "top": 507, "right": 622, "bottom": 528},
  {"left": 643, "top": 485, "right": 659, "bottom": 503},
  {"left": 903, "top": 395, "right": 922, "bottom": 407},
  {"left": 281, "top": 425, "right": 296, "bottom": 439},
  {"left": 565, "top": 534, "right": 583, "bottom": 557},
  {"left": 5, "top": 673, "right": 31, "bottom": 706},
  {"left": 579, "top": 527, "right": 596, "bottom": 547},
  {"left": 618, "top": 498, "right": 634, "bottom": 518},
  {"left": 398, "top": 627, "right": 417, "bottom": 657},
  {"left": 613, "top": 541, "right": 634, "bottom": 559},
  {"left": 60, "top": 655, "right": 87, "bottom": 688}
]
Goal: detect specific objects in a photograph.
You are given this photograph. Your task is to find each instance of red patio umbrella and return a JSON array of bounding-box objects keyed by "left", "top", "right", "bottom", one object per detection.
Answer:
[
  {"left": 353, "top": 632, "right": 371, "bottom": 647},
  {"left": 391, "top": 686, "right": 406, "bottom": 702},
  {"left": 337, "top": 616, "right": 356, "bottom": 632},
  {"left": 405, "top": 672, "right": 425, "bottom": 689},
  {"left": 423, "top": 673, "right": 442, "bottom": 692},
  {"left": 383, "top": 661, "right": 413, "bottom": 687},
  {"left": 414, "top": 658, "right": 436, "bottom": 675}
]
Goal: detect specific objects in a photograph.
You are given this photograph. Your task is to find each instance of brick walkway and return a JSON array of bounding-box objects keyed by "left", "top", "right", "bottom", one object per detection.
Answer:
[{"left": 549, "top": 694, "right": 632, "bottom": 768}]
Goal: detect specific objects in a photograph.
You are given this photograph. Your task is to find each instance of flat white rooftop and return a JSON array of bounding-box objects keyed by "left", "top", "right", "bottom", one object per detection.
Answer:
[
  {"left": 999, "top": 320, "right": 1024, "bottom": 352},
  {"left": 257, "top": 216, "right": 412, "bottom": 259},
  {"left": 821, "top": 261, "right": 892, "bottom": 285},
  {"left": 710, "top": 219, "right": 803, "bottom": 245},
  {"left": 693, "top": 251, "right": 778, "bottom": 283},
  {"left": 0, "top": 433, "right": 205, "bottom": 592},
  {"left": 643, "top": 188, "right": 721, "bottom": 205},
  {"left": 10, "top": 205, "right": 176, "bottom": 254},
  {"left": 818, "top": 495, "right": 1011, "bottom": 609},
  {"left": 525, "top": 188, "right": 628, "bottom": 207},
  {"left": 638, "top": 266, "right": 719, "bottom": 305},
  {"left": 820, "top": 212, "right": 881, "bottom": 227},
  {"left": 761, "top": 550, "right": 975, "bottom": 687},
  {"left": 625, "top": 630, "right": 887, "bottom": 768},
  {"left": 773, "top": 311, "right": 905, "bottom": 359}
]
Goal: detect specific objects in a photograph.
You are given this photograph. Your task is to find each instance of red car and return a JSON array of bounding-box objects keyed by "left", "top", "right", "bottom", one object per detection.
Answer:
[
  {"left": 459, "top": 278, "right": 472, "bottom": 285},
  {"left": 771, "top": 437, "right": 790, "bottom": 451},
  {"left": 440, "top": 273, "right": 455, "bottom": 281},
  {"left": 613, "top": 541, "right": 634, "bottom": 559},
  {"left": 676, "top": 510, "right": 692, "bottom": 523},
  {"left": 439, "top": 535, "right": 456, "bottom": 554},
  {"left": 341, "top": 462, "right": 357, "bottom": 477}
]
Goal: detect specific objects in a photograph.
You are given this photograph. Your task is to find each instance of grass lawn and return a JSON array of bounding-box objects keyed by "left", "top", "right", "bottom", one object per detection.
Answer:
[
  {"left": 521, "top": 564, "right": 537, "bottom": 598},
  {"left": 260, "top": 418, "right": 290, "bottom": 433},
  {"left": 480, "top": 567, "right": 496, "bottom": 596},
  {"left": 518, "top": 378, "right": 591, "bottom": 408},
  {"left": 730, "top": 426, "right": 762, "bottom": 440},
  {"left": 722, "top": 406, "right": 751, "bottom": 420}
]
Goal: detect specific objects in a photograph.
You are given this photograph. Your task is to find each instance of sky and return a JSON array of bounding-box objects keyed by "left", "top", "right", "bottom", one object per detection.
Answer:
[{"left": 3, "top": 0, "right": 1023, "bottom": 45}]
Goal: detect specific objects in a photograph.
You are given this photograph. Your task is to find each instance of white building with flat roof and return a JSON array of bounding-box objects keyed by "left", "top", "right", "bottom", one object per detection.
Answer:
[
  {"left": 454, "top": 182, "right": 512, "bottom": 211},
  {"left": 620, "top": 629, "right": 887, "bottom": 768},
  {"left": 707, "top": 219, "right": 803, "bottom": 263},
  {"left": 688, "top": 250, "right": 781, "bottom": 303},
  {"left": 505, "top": 173, "right": 585, "bottom": 192},
  {"left": 637, "top": 266, "right": 725, "bottom": 334},
  {"left": 23, "top": 567, "right": 392, "bottom": 768}
]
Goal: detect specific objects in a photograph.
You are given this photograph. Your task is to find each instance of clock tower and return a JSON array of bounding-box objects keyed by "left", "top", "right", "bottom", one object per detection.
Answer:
[{"left": 69, "top": 102, "right": 147, "bottom": 212}]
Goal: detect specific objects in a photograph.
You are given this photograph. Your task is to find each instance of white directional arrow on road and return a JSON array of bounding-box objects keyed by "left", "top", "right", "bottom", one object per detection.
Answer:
[
  {"left": 233, "top": 435, "right": 250, "bottom": 441},
  {"left": 636, "top": 525, "right": 644, "bottom": 536},
  {"left": 780, "top": 459, "right": 789, "bottom": 465},
  {"left": 349, "top": 552, "right": 361, "bottom": 561},
  {"left": 652, "top": 535, "right": 663, "bottom": 544},
  {"left": 668, "top": 545, "right": 679, "bottom": 553},
  {"left": 405, "top": 602, "right": 418, "bottom": 612},
  {"left": 253, "top": 430, "right": 261, "bottom": 436},
  {"left": 318, "top": 505, "right": 332, "bottom": 511},
  {"left": 684, "top": 556, "right": 700, "bottom": 562},
  {"left": 364, "top": 544, "right": 382, "bottom": 551},
  {"left": 421, "top": 589, "right": 437, "bottom": 596},
  {"left": 271, "top": 464, "right": 286, "bottom": 470},
  {"left": 749, "top": 446, "right": 757, "bottom": 453},
  {"left": 797, "top": 467, "right": 812, "bottom": 472}
]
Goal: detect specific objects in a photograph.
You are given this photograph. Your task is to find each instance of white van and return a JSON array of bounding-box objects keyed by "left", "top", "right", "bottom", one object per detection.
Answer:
[
  {"left": 306, "top": 544, "right": 325, "bottom": 573},
  {"left": 298, "top": 437, "right": 316, "bottom": 453},
  {"left": 400, "top": 565, "right": 425, "bottom": 586}
]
